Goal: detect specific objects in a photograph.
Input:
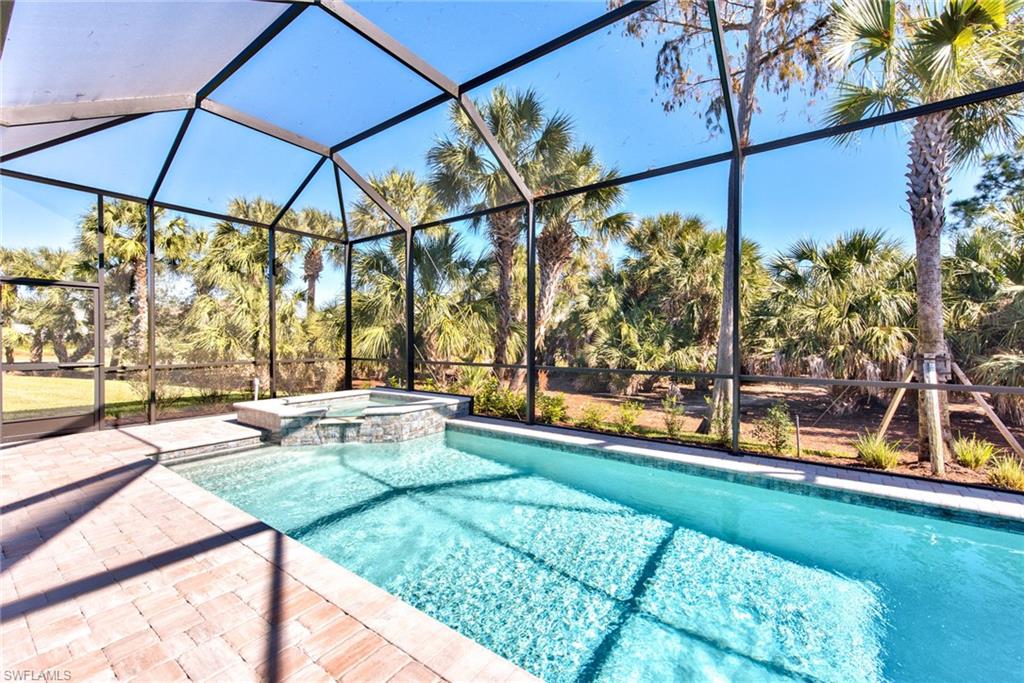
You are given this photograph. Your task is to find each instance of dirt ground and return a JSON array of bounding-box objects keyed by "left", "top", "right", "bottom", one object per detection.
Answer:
[{"left": 541, "top": 375, "right": 1023, "bottom": 488}]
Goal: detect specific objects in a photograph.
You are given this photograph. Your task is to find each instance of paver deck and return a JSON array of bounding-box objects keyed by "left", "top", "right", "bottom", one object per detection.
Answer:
[{"left": 0, "top": 416, "right": 539, "bottom": 682}]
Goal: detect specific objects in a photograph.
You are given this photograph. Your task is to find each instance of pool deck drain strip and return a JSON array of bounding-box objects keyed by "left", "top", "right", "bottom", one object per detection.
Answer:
[
  {"left": 0, "top": 414, "right": 538, "bottom": 683},
  {"left": 449, "top": 417, "right": 1024, "bottom": 530}
]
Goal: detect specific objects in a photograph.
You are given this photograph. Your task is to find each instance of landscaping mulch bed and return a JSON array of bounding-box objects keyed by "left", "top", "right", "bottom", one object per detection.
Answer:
[{"left": 540, "top": 376, "right": 1022, "bottom": 489}]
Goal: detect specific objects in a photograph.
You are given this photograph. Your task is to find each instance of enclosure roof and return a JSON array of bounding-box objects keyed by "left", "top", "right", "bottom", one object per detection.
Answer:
[
  {"left": 3, "top": 0, "right": 652, "bottom": 237},
  {"left": 0, "top": 1, "right": 290, "bottom": 125}
]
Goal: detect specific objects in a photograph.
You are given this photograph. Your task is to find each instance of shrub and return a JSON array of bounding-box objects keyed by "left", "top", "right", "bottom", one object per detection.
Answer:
[
  {"left": 952, "top": 434, "right": 1000, "bottom": 470},
  {"left": 989, "top": 456, "right": 1024, "bottom": 491},
  {"left": 576, "top": 405, "right": 606, "bottom": 431},
  {"left": 854, "top": 433, "right": 901, "bottom": 470},
  {"left": 704, "top": 395, "right": 731, "bottom": 445},
  {"left": 417, "top": 376, "right": 442, "bottom": 393},
  {"left": 474, "top": 377, "right": 525, "bottom": 420},
  {"left": 662, "top": 396, "right": 685, "bottom": 439},
  {"left": 752, "top": 401, "right": 794, "bottom": 455},
  {"left": 616, "top": 400, "right": 644, "bottom": 435},
  {"left": 536, "top": 392, "right": 568, "bottom": 424}
]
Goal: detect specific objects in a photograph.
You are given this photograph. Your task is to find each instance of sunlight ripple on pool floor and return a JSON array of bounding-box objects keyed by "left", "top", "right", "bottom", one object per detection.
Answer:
[{"left": 172, "top": 433, "right": 1020, "bottom": 683}]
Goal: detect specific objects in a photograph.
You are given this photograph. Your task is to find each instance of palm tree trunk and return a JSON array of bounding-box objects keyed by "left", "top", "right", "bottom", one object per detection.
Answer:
[
  {"left": 68, "top": 336, "right": 94, "bottom": 363},
  {"left": 487, "top": 210, "right": 521, "bottom": 375},
  {"left": 908, "top": 112, "right": 953, "bottom": 463},
  {"left": 304, "top": 244, "right": 323, "bottom": 312},
  {"left": 50, "top": 334, "right": 69, "bottom": 363},
  {"left": 30, "top": 331, "right": 43, "bottom": 363},
  {"left": 700, "top": 0, "right": 765, "bottom": 434},
  {"left": 127, "top": 262, "right": 148, "bottom": 364},
  {"left": 509, "top": 219, "right": 574, "bottom": 390},
  {"left": 535, "top": 220, "right": 574, "bottom": 351}
]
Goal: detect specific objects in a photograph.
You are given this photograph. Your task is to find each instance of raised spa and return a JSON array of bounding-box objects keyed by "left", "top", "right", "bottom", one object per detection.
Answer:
[{"left": 233, "top": 388, "right": 470, "bottom": 445}]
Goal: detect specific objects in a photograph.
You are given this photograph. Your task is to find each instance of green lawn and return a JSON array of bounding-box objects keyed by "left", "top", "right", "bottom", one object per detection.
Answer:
[
  {"left": 3, "top": 373, "right": 261, "bottom": 421},
  {"left": 3, "top": 374, "right": 188, "bottom": 420},
  {"left": 4, "top": 373, "right": 138, "bottom": 417}
]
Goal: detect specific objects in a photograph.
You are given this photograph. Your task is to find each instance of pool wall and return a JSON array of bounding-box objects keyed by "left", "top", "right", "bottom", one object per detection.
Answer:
[
  {"left": 447, "top": 418, "right": 1024, "bottom": 532},
  {"left": 234, "top": 388, "right": 470, "bottom": 445}
]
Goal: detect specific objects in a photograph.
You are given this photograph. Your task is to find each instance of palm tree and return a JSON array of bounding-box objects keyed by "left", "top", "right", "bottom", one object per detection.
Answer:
[
  {"left": 429, "top": 87, "right": 574, "bottom": 369},
  {"left": 826, "top": 0, "right": 1024, "bottom": 461},
  {"left": 350, "top": 169, "right": 444, "bottom": 231},
  {"left": 945, "top": 220, "right": 1024, "bottom": 426},
  {"left": 534, "top": 145, "right": 629, "bottom": 362},
  {"left": 351, "top": 227, "right": 495, "bottom": 372},
  {"left": 414, "top": 228, "right": 495, "bottom": 364},
  {"left": 350, "top": 235, "right": 405, "bottom": 372},
  {"left": 76, "top": 200, "right": 195, "bottom": 365},
  {"left": 184, "top": 198, "right": 287, "bottom": 362},
  {"left": 347, "top": 170, "right": 496, "bottom": 378},
  {"left": 624, "top": 214, "right": 739, "bottom": 356},
  {"left": 549, "top": 213, "right": 766, "bottom": 394},
  {"left": 0, "top": 248, "right": 92, "bottom": 363},
  {"left": 347, "top": 170, "right": 445, "bottom": 368},
  {"left": 747, "top": 229, "right": 916, "bottom": 403},
  {"left": 295, "top": 208, "right": 344, "bottom": 311}
]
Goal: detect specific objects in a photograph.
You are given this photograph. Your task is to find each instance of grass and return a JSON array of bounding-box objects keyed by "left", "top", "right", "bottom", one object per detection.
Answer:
[
  {"left": 1, "top": 373, "right": 249, "bottom": 420},
  {"left": 3, "top": 374, "right": 145, "bottom": 419},
  {"left": 854, "top": 433, "right": 902, "bottom": 470},
  {"left": 802, "top": 447, "right": 854, "bottom": 460},
  {"left": 952, "top": 434, "right": 1000, "bottom": 470},
  {"left": 988, "top": 456, "right": 1024, "bottom": 491}
]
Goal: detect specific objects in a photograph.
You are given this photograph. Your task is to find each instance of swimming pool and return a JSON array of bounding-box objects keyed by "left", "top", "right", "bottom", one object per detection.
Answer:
[{"left": 171, "top": 427, "right": 1023, "bottom": 682}]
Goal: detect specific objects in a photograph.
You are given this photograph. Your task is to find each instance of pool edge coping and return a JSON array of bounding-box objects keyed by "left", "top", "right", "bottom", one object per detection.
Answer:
[{"left": 447, "top": 417, "right": 1024, "bottom": 531}]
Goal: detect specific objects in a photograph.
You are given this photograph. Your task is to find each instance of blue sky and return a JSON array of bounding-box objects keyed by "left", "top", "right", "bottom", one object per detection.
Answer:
[{"left": 0, "top": 1, "right": 993, "bottom": 274}]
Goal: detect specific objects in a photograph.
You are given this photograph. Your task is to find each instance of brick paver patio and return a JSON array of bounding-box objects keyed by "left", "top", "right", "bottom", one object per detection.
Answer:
[{"left": 0, "top": 416, "right": 538, "bottom": 682}]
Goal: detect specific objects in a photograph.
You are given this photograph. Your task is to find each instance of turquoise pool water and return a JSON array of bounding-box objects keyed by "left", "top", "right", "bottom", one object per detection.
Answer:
[
  {"left": 171, "top": 429, "right": 1023, "bottom": 682},
  {"left": 324, "top": 396, "right": 406, "bottom": 417}
]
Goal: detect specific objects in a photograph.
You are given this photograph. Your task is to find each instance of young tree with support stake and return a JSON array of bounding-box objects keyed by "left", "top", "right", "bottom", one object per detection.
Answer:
[
  {"left": 825, "top": 0, "right": 1024, "bottom": 470},
  {"left": 610, "top": 0, "right": 834, "bottom": 433}
]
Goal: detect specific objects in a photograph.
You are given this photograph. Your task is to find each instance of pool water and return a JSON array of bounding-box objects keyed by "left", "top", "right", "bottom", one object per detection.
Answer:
[
  {"left": 171, "top": 430, "right": 1023, "bottom": 683},
  {"left": 324, "top": 396, "right": 407, "bottom": 417}
]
